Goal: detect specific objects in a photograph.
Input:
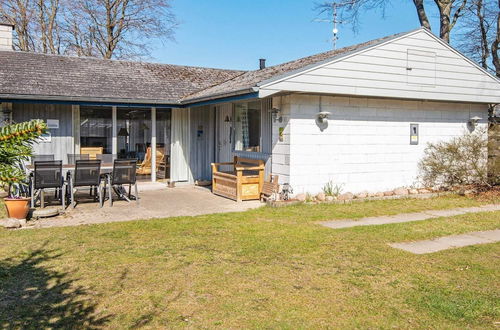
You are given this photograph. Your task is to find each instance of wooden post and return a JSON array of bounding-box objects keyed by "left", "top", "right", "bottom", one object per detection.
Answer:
[
  {"left": 72, "top": 105, "right": 80, "bottom": 155},
  {"left": 236, "top": 168, "right": 243, "bottom": 202}
]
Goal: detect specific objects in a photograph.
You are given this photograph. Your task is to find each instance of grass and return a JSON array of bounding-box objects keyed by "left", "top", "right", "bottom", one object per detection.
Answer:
[
  {"left": 0, "top": 198, "right": 6, "bottom": 219},
  {"left": 0, "top": 194, "right": 498, "bottom": 328}
]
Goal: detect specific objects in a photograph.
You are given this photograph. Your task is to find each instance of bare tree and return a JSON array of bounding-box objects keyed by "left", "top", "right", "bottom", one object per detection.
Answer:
[
  {"left": 456, "top": 0, "right": 496, "bottom": 70},
  {"left": 66, "top": 0, "right": 177, "bottom": 59},
  {"left": 36, "top": 0, "right": 61, "bottom": 54},
  {"left": 492, "top": 0, "right": 500, "bottom": 76},
  {"left": 1, "top": 0, "right": 177, "bottom": 59},
  {"left": 0, "top": 0, "right": 36, "bottom": 51},
  {"left": 433, "top": 0, "right": 468, "bottom": 43},
  {"left": 316, "top": 0, "right": 468, "bottom": 43}
]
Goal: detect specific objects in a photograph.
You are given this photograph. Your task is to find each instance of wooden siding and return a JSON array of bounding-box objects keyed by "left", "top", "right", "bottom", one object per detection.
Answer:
[
  {"left": 259, "top": 29, "right": 500, "bottom": 103},
  {"left": 189, "top": 105, "right": 215, "bottom": 181},
  {"left": 12, "top": 103, "right": 73, "bottom": 163}
]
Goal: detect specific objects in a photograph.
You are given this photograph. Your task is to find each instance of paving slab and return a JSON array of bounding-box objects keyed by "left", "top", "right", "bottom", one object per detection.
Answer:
[
  {"left": 389, "top": 229, "right": 500, "bottom": 254},
  {"left": 320, "top": 204, "right": 500, "bottom": 229},
  {"left": 25, "top": 185, "right": 262, "bottom": 229}
]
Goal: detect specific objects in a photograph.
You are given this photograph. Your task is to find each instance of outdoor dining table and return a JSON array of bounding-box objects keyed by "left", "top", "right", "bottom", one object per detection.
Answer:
[{"left": 26, "top": 163, "right": 115, "bottom": 174}]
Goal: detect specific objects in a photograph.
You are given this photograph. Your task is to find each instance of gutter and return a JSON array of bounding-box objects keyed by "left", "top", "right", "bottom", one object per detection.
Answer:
[
  {"left": 0, "top": 94, "right": 180, "bottom": 108},
  {"left": 0, "top": 87, "right": 262, "bottom": 109},
  {"left": 179, "top": 87, "right": 259, "bottom": 105}
]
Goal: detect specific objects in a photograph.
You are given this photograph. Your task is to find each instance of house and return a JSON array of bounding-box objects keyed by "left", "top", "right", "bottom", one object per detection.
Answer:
[{"left": 1, "top": 22, "right": 499, "bottom": 195}]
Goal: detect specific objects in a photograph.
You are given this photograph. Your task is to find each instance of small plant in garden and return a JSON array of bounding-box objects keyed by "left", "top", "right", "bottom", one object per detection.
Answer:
[
  {"left": 418, "top": 129, "right": 488, "bottom": 189},
  {"left": 0, "top": 120, "right": 47, "bottom": 197},
  {"left": 322, "top": 180, "right": 344, "bottom": 197}
]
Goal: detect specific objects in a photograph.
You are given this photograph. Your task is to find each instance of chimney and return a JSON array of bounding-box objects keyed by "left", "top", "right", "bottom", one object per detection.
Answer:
[
  {"left": 0, "top": 22, "right": 14, "bottom": 51},
  {"left": 259, "top": 58, "right": 266, "bottom": 70}
]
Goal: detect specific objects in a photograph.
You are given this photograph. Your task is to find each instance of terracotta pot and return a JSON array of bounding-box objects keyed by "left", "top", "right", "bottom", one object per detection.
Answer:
[{"left": 4, "top": 198, "right": 30, "bottom": 219}]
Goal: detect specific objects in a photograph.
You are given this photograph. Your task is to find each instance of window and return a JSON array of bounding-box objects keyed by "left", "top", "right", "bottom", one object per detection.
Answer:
[
  {"left": 80, "top": 106, "right": 112, "bottom": 154},
  {"left": 234, "top": 101, "right": 261, "bottom": 152}
]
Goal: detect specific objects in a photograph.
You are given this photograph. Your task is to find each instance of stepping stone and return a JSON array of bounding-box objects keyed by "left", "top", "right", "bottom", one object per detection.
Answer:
[
  {"left": 32, "top": 208, "right": 60, "bottom": 219},
  {"left": 389, "top": 229, "right": 500, "bottom": 254},
  {"left": 320, "top": 204, "right": 500, "bottom": 229}
]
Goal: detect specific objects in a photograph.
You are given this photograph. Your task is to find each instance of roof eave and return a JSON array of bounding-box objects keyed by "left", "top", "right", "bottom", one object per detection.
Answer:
[
  {"left": 180, "top": 87, "right": 259, "bottom": 105},
  {"left": 0, "top": 93, "right": 181, "bottom": 107}
]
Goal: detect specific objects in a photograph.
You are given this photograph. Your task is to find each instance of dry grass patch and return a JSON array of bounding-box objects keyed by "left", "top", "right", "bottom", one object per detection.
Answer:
[{"left": 0, "top": 194, "right": 498, "bottom": 328}]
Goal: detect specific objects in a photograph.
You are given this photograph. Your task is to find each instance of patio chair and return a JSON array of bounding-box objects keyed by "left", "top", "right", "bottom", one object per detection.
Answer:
[
  {"left": 68, "top": 160, "right": 104, "bottom": 208},
  {"left": 106, "top": 159, "right": 139, "bottom": 206},
  {"left": 96, "top": 154, "right": 116, "bottom": 164},
  {"left": 67, "top": 153, "right": 90, "bottom": 165},
  {"left": 31, "top": 154, "right": 54, "bottom": 165},
  {"left": 31, "top": 160, "right": 66, "bottom": 209},
  {"left": 136, "top": 147, "right": 165, "bottom": 175}
]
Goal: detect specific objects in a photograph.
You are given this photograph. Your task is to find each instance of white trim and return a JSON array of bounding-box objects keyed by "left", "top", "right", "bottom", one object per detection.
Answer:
[
  {"left": 112, "top": 106, "right": 117, "bottom": 155},
  {"left": 151, "top": 107, "right": 157, "bottom": 182}
]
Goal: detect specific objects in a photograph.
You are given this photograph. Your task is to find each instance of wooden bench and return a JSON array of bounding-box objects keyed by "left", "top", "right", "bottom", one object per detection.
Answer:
[{"left": 211, "top": 156, "right": 265, "bottom": 202}]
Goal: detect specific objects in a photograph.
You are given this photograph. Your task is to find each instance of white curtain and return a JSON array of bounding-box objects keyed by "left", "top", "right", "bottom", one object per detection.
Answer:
[{"left": 171, "top": 108, "right": 192, "bottom": 182}]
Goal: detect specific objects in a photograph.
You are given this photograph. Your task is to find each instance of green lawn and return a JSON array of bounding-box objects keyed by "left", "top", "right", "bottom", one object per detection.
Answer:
[{"left": 0, "top": 195, "right": 499, "bottom": 328}]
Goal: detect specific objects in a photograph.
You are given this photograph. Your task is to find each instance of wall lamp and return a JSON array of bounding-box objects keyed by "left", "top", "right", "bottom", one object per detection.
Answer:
[
  {"left": 270, "top": 107, "right": 282, "bottom": 123},
  {"left": 316, "top": 111, "right": 331, "bottom": 124},
  {"left": 468, "top": 116, "right": 482, "bottom": 128}
]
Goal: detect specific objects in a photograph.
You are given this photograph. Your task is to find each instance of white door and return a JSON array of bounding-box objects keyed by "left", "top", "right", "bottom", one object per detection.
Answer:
[
  {"left": 170, "top": 108, "right": 192, "bottom": 182},
  {"left": 216, "top": 104, "right": 233, "bottom": 171}
]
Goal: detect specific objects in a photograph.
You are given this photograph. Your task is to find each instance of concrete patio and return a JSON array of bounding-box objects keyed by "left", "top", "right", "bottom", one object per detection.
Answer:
[{"left": 27, "top": 183, "right": 263, "bottom": 229}]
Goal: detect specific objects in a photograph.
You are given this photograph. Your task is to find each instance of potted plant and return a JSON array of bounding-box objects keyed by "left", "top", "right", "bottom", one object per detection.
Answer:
[{"left": 0, "top": 120, "right": 47, "bottom": 219}]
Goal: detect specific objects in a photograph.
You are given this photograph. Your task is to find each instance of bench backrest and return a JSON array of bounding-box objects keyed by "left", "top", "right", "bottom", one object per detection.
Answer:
[{"left": 233, "top": 156, "right": 264, "bottom": 169}]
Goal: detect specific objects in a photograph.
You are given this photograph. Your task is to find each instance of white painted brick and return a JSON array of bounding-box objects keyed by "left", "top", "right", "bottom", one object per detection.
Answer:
[{"left": 272, "top": 94, "right": 489, "bottom": 194}]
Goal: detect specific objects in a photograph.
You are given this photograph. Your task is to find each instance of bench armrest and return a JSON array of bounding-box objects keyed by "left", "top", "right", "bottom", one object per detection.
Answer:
[
  {"left": 235, "top": 166, "right": 264, "bottom": 171},
  {"left": 211, "top": 162, "right": 234, "bottom": 166}
]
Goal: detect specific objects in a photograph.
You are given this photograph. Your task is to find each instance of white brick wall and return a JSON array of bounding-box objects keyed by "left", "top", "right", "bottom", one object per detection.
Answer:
[
  {"left": 271, "top": 94, "right": 489, "bottom": 195},
  {"left": 0, "top": 24, "right": 13, "bottom": 51}
]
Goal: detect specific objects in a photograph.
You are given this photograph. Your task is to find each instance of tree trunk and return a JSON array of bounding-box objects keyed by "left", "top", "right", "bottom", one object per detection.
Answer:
[
  {"left": 493, "top": 0, "right": 500, "bottom": 77},
  {"left": 476, "top": 0, "right": 489, "bottom": 69},
  {"left": 412, "top": 0, "right": 432, "bottom": 30},
  {"left": 434, "top": 1, "right": 453, "bottom": 43}
]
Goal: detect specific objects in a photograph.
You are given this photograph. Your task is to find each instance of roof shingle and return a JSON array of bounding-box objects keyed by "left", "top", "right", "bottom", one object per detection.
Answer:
[{"left": 0, "top": 52, "right": 244, "bottom": 104}]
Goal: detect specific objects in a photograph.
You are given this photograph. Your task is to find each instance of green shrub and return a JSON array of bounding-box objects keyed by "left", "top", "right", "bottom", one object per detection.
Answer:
[
  {"left": 0, "top": 120, "right": 47, "bottom": 196},
  {"left": 418, "top": 129, "right": 488, "bottom": 189}
]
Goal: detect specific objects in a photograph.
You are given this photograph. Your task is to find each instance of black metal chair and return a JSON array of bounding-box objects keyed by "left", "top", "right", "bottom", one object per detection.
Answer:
[
  {"left": 67, "top": 153, "right": 90, "bottom": 165},
  {"left": 31, "top": 160, "right": 65, "bottom": 209},
  {"left": 68, "top": 160, "right": 104, "bottom": 208},
  {"left": 31, "top": 154, "right": 54, "bottom": 165},
  {"left": 106, "top": 159, "right": 139, "bottom": 206}
]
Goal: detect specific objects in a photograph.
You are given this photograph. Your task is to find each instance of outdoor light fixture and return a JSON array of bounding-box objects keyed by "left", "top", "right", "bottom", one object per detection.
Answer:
[
  {"left": 468, "top": 116, "right": 482, "bottom": 127},
  {"left": 270, "top": 107, "right": 282, "bottom": 123},
  {"left": 316, "top": 111, "right": 331, "bottom": 124}
]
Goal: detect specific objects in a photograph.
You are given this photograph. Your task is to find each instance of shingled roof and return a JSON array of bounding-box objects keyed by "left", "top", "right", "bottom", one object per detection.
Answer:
[
  {"left": 0, "top": 30, "right": 410, "bottom": 105},
  {"left": 181, "top": 31, "right": 408, "bottom": 103},
  {"left": 0, "top": 51, "right": 244, "bottom": 104}
]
